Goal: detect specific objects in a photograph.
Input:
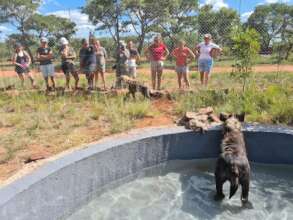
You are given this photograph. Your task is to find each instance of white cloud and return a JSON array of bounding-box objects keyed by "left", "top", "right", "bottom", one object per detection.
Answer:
[
  {"left": 200, "top": 0, "right": 229, "bottom": 11},
  {"left": 47, "top": 9, "right": 96, "bottom": 38},
  {"left": 0, "top": 26, "right": 11, "bottom": 32},
  {"left": 241, "top": 11, "right": 253, "bottom": 22},
  {"left": 265, "top": 0, "right": 289, "bottom": 3}
]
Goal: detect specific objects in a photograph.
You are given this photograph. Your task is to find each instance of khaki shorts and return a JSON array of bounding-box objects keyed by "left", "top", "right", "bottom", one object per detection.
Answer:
[{"left": 151, "top": 61, "right": 164, "bottom": 72}]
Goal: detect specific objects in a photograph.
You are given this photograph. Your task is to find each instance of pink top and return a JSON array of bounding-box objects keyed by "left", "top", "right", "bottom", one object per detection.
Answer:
[
  {"left": 172, "top": 47, "right": 192, "bottom": 66},
  {"left": 149, "top": 43, "right": 167, "bottom": 61}
]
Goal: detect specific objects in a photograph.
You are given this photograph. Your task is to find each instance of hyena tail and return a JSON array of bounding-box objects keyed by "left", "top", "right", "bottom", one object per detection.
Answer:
[{"left": 229, "top": 163, "right": 239, "bottom": 199}]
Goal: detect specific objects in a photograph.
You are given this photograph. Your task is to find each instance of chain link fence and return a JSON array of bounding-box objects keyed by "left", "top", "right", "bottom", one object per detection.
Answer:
[{"left": 0, "top": 0, "right": 292, "bottom": 88}]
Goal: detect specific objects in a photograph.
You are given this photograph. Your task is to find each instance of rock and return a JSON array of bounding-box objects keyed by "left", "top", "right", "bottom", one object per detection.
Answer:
[{"left": 198, "top": 107, "right": 214, "bottom": 115}]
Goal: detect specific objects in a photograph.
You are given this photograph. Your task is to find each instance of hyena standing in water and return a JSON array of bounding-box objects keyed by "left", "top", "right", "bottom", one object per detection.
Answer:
[{"left": 214, "top": 113, "right": 250, "bottom": 204}]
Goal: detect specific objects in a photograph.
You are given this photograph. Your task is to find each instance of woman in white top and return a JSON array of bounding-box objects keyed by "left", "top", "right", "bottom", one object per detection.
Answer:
[{"left": 195, "top": 34, "right": 222, "bottom": 86}]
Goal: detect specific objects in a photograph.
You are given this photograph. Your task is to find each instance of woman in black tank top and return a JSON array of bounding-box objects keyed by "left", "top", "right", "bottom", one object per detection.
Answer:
[{"left": 12, "top": 43, "right": 36, "bottom": 88}]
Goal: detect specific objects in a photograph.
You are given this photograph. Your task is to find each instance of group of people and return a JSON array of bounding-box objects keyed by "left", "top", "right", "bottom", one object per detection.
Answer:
[{"left": 12, "top": 34, "right": 222, "bottom": 91}]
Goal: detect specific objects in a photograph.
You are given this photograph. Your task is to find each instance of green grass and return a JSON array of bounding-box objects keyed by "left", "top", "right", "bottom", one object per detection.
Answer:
[{"left": 0, "top": 69, "right": 293, "bottom": 178}]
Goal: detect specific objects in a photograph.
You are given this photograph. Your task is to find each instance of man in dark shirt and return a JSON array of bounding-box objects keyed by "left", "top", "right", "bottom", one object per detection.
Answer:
[
  {"left": 36, "top": 37, "right": 55, "bottom": 91},
  {"left": 79, "top": 38, "right": 96, "bottom": 90}
]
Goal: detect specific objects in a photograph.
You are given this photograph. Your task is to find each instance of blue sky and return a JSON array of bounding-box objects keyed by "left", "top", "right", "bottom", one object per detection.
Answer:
[{"left": 0, "top": 0, "right": 292, "bottom": 41}]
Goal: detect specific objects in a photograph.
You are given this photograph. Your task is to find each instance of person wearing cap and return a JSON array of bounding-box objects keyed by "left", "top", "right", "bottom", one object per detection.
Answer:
[
  {"left": 127, "top": 40, "right": 140, "bottom": 79},
  {"left": 92, "top": 38, "right": 107, "bottom": 90},
  {"left": 195, "top": 34, "right": 222, "bottom": 86},
  {"left": 59, "top": 37, "right": 79, "bottom": 90},
  {"left": 12, "top": 43, "right": 36, "bottom": 88},
  {"left": 145, "top": 35, "right": 169, "bottom": 90},
  {"left": 37, "top": 37, "right": 55, "bottom": 91},
  {"left": 79, "top": 38, "right": 96, "bottom": 90},
  {"left": 115, "top": 41, "right": 130, "bottom": 88},
  {"left": 171, "top": 40, "right": 195, "bottom": 90}
]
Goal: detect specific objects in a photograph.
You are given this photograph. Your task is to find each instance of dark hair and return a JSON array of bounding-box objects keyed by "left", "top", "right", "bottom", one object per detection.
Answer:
[{"left": 81, "top": 38, "right": 88, "bottom": 44}]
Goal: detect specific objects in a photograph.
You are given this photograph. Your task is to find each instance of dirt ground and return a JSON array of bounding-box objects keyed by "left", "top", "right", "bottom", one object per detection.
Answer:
[{"left": 0, "top": 64, "right": 293, "bottom": 78}]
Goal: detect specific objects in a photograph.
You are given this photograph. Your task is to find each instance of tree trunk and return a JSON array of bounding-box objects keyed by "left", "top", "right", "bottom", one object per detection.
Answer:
[{"left": 137, "top": 31, "right": 145, "bottom": 55}]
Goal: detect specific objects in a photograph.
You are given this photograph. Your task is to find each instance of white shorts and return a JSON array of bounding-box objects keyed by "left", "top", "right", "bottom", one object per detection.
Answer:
[
  {"left": 151, "top": 61, "right": 164, "bottom": 72},
  {"left": 40, "top": 64, "right": 55, "bottom": 77}
]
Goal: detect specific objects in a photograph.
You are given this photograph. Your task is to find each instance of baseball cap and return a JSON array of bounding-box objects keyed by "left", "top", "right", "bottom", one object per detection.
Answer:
[
  {"left": 40, "top": 37, "right": 48, "bottom": 43},
  {"left": 59, "top": 37, "right": 69, "bottom": 45},
  {"left": 204, "top": 34, "right": 212, "bottom": 39}
]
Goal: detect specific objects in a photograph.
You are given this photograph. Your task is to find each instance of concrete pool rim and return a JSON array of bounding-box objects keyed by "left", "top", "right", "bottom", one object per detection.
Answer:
[{"left": 0, "top": 124, "right": 293, "bottom": 220}]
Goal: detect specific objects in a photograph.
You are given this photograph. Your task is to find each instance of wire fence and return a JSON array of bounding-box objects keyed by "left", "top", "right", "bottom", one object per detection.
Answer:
[{"left": 0, "top": 1, "right": 292, "bottom": 88}]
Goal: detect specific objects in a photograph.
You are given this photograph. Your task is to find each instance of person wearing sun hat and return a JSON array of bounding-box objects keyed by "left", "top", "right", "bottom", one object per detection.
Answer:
[
  {"left": 59, "top": 37, "right": 79, "bottom": 90},
  {"left": 195, "top": 33, "right": 222, "bottom": 86},
  {"left": 12, "top": 42, "right": 36, "bottom": 88},
  {"left": 37, "top": 37, "right": 55, "bottom": 91}
]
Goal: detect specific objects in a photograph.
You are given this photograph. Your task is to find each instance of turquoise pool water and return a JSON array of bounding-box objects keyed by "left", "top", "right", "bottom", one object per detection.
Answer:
[{"left": 67, "top": 160, "right": 293, "bottom": 220}]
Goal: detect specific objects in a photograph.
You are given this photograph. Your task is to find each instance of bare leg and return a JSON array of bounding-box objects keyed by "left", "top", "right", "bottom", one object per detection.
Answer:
[
  {"left": 151, "top": 69, "right": 157, "bottom": 90},
  {"left": 44, "top": 76, "right": 50, "bottom": 90},
  {"left": 72, "top": 72, "right": 79, "bottom": 89},
  {"left": 177, "top": 72, "right": 182, "bottom": 89},
  {"left": 183, "top": 72, "right": 190, "bottom": 89},
  {"left": 50, "top": 76, "right": 56, "bottom": 90},
  {"left": 100, "top": 71, "right": 106, "bottom": 90},
  {"left": 87, "top": 73, "right": 94, "bottom": 90},
  {"left": 204, "top": 72, "right": 209, "bottom": 86},
  {"left": 157, "top": 69, "right": 163, "bottom": 90},
  {"left": 27, "top": 72, "right": 35, "bottom": 88},
  {"left": 65, "top": 74, "right": 70, "bottom": 89},
  {"left": 200, "top": 72, "right": 204, "bottom": 85},
  {"left": 94, "top": 71, "right": 98, "bottom": 88},
  {"left": 18, "top": 73, "right": 25, "bottom": 88}
]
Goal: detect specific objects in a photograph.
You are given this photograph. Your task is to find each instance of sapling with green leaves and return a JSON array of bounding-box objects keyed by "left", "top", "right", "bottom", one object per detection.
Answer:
[{"left": 230, "top": 28, "right": 260, "bottom": 91}]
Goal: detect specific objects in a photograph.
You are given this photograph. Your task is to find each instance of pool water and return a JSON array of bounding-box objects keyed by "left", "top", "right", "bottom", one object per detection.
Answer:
[{"left": 67, "top": 160, "right": 293, "bottom": 220}]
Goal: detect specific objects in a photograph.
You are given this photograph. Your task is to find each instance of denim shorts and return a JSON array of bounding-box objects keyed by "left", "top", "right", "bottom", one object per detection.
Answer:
[
  {"left": 40, "top": 64, "right": 55, "bottom": 77},
  {"left": 198, "top": 59, "right": 213, "bottom": 73},
  {"left": 81, "top": 64, "right": 96, "bottom": 75},
  {"left": 176, "top": 66, "right": 189, "bottom": 74}
]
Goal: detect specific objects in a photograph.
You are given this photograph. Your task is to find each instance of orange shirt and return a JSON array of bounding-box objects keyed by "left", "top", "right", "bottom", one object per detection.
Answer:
[{"left": 172, "top": 47, "right": 192, "bottom": 66}]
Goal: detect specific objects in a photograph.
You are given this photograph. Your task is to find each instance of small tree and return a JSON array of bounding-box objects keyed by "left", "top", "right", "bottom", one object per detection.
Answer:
[{"left": 230, "top": 28, "right": 260, "bottom": 91}]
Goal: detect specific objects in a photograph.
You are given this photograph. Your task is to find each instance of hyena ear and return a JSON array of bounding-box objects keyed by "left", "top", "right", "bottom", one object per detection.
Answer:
[
  {"left": 219, "top": 112, "right": 232, "bottom": 122},
  {"left": 235, "top": 112, "right": 245, "bottom": 122}
]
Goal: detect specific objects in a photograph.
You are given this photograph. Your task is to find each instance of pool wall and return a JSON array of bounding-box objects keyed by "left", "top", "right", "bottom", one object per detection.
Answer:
[{"left": 0, "top": 125, "right": 293, "bottom": 220}]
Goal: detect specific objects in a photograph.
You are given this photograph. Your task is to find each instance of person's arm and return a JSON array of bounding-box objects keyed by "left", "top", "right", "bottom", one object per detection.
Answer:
[
  {"left": 79, "top": 50, "right": 84, "bottom": 67},
  {"left": 24, "top": 51, "right": 31, "bottom": 65},
  {"left": 171, "top": 49, "right": 177, "bottom": 59},
  {"left": 163, "top": 46, "right": 170, "bottom": 60},
  {"left": 136, "top": 50, "right": 140, "bottom": 61},
  {"left": 212, "top": 43, "right": 222, "bottom": 53},
  {"left": 47, "top": 49, "right": 53, "bottom": 59},
  {"left": 36, "top": 49, "right": 41, "bottom": 61},
  {"left": 103, "top": 48, "right": 108, "bottom": 60},
  {"left": 12, "top": 53, "right": 21, "bottom": 66},
  {"left": 38, "top": 49, "right": 53, "bottom": 60},
  {"left": 144, "top": 46, "right": 151, "bottom": 60},
  {"left": 187, "top": 48, "right": 196, "bottom": 64},
  {"left": 194, "top": 44, "right": 200, "bottom": 57}
]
